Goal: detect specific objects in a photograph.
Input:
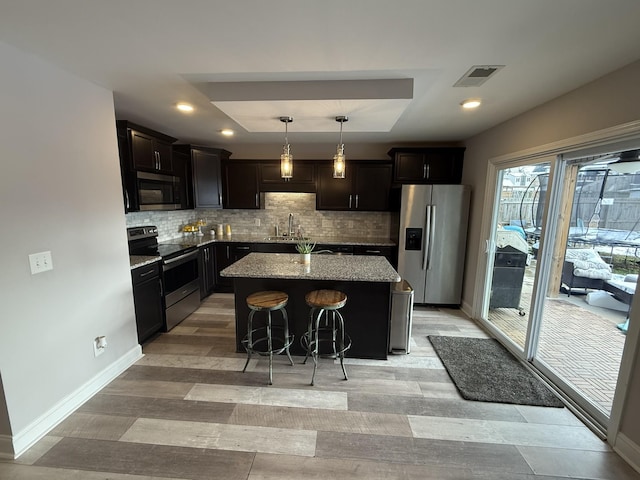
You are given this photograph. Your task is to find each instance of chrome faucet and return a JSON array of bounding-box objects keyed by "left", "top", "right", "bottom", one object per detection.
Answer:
[{"left": 288, "top": 213, "right": 294, "bottom": 237}]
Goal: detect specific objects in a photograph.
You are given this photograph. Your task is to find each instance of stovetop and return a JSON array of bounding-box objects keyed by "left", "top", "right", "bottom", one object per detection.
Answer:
[
  {"left": 128, "top": 225, "right": 196, "bottom": 259},
  {"left": 156, "top": 243, "right": 197, "bottom": 258}
]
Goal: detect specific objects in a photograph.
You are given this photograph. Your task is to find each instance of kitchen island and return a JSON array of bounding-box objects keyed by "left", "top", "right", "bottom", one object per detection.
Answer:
[{"left": 221, "top": 253, "right": 401, "bottom": 359}]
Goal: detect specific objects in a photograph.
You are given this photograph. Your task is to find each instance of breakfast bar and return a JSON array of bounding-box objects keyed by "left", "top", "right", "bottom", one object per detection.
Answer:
[{"left": 221, "top": 252, "right": 401, "bottom": 359}]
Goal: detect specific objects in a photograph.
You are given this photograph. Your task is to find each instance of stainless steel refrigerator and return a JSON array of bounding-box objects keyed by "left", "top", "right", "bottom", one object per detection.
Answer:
[{"left": 397, "top": 184, "right": 471, "bottom": 304}]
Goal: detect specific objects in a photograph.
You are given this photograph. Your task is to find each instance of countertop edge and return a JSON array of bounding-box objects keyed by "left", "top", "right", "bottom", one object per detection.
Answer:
[{"left": 130, "top": 255, "right": 161, "bottom": 270}]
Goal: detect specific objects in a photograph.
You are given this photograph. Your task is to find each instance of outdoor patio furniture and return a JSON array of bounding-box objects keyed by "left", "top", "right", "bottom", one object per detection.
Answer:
[
  {"left": 561, "top": 248, "right": 612, "bottom": 296},
  {"left": 604, "top": 274, "right": 636, "bottom": 333}
]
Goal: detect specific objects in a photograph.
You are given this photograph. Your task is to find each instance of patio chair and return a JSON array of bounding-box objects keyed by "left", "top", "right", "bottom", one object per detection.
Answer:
[{"left": 561, "top": 248, "right": 612, "bottom": 296}]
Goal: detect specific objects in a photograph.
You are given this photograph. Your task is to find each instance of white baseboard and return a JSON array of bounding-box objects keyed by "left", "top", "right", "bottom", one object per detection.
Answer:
[
  {"left": 460, "top": 299, "right": 473, "bottom": 319},
  {"left": 3, "top": 345, "right": 142, "bottom": 459},
  {"left": 614, "top": 432, "right": 640, "bottom": 474}
]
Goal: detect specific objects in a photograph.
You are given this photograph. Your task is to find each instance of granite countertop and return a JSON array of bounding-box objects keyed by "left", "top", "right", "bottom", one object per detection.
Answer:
[
  {"left": 220, "top": 252, "right": 401, "bottom": 283},
  {"left": 130, "top": 255, "right": 161, "bottom": 270},
  {"left": 159, "top": 233, "right": 396, "bottom": 247},
  {"left": 130, "top": 234, "right": 396, "bottom": 270}
]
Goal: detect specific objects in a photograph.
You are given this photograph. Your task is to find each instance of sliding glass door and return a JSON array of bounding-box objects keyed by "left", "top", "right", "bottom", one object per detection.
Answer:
[
  {"left": 480, "top": 151, "right": 638, "bottom": 430},
  {"left": 532, "top": 158, "right": 636, "bottom": 425},
  {"left": 482, "top": 160, "right": 550, "bottom": 352}
]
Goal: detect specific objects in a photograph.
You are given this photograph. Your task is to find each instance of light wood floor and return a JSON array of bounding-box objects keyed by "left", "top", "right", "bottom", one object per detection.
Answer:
[{"left": 2, "top": 293, "right": 639, "bottom": 480}]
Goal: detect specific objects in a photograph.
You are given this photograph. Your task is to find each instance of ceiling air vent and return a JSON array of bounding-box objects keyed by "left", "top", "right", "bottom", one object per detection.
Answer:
[{"left": 453, "top": 65, "right": 504, "bottom": 87}]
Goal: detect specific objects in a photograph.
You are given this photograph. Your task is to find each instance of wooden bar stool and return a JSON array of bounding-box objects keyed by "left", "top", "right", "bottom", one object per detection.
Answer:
[
  {"left": 242, "top": 291, "right": 294, "bottom": 385},
  {"left": 302, "top": 289, "right": 351, "bottom": 386}
]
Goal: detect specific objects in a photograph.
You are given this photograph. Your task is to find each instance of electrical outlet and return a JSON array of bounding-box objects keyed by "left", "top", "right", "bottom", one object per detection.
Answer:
[
  {"left": 93, "top": 336, "right": 107, "bottom": 357},
  {"left": 28, "top": 251, "right": 53, "bottom": 275},
  {"left": 255, "top": 218, "right": 261, "bottom": 226}
]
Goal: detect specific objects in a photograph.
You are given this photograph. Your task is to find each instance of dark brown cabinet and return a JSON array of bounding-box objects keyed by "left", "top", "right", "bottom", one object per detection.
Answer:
[
  {"left": 259, "top": 161, "right": 315, "bottom": 192},
  {"left": 171, "top": 147, "right": 194, "bottom": 210},
  {"left": 353, "top": 245, "right": 398, "bottom": 268},
  {"left": 222, "top": 160, "right": 260, "bottom": 209},
  {"left": 129, "top": 128, "right": 175, "bottom": 173},
  {"left": 389, "top": 147, "right": 464, "bottom": 184},
  {"left": 199, "top": 243, "right": 216, "bottom": 299},
  {"left": 214, "top": 243, "right": 253, "bottom": 292},
  {"left": 131, "top": 262, "right": 164, "bottom": 343},
  {"left": 316, "top": 161, "right": 393, "bottom": 211},
  {"left": 175, "top": 145, "right": 230, "bottom": 209},
  {"left": 116, "top": 121, "right": 181, "bottom": 212}
]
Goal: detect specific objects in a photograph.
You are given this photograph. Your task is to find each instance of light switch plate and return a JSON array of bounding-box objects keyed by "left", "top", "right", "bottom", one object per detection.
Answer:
[{"left": 29, "top": 251, "right": 53, "bottom": 274}]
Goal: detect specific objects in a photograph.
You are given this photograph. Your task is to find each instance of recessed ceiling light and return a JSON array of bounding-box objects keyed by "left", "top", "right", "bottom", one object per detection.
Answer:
[
  {"left": 176, "top": 103, "right": 194, "bottom": 112},
  {"left": 461, "top": 99, "right": 481, "bottom": 109},
  {"left": 220, "top": 129, "right": 234, "bottom": 136}
]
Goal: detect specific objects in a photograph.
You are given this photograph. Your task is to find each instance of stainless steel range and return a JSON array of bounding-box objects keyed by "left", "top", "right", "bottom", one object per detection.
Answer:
[{"left": 127, "top": 226, "right": 200, "bottom": 331}]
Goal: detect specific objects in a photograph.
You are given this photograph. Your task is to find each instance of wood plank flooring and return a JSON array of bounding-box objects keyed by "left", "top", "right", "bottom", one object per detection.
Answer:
[{"left": 2, "top": 292, "right": 639, "bottom": 480}]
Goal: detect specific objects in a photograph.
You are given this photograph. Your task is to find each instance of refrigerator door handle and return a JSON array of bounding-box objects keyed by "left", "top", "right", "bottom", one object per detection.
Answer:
[
  {"left": 423, "top": 205, "right": 431, "bottom": 270},
  {"left": 427, "top": 205, "right": 436, "bottom": 269}
]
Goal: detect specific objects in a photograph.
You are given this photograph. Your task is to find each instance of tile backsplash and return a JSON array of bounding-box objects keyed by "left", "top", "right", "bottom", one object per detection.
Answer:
[{"left": 126, "top": 192, "right": 394, "bottom": 242}]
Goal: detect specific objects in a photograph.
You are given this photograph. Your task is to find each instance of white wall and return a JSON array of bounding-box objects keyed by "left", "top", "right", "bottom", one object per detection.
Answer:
[
  {"left": 461, "top": 59, "right": 640, "bottom": 460},
  {"left": 0, "top": 40, "right": 140, "bottom": 456}
]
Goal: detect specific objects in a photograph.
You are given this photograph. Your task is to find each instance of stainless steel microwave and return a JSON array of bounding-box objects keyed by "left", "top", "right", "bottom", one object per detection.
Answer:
[{"left": 135, "top": 171, "right": 182, "bottom": 211}]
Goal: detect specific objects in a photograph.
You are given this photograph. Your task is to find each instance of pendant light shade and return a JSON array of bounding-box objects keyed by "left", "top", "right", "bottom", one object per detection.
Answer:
[
  {"left": 280, "top": 116, "right": 293, "bottom": 179},
  {"left": 333, "top": 116, "right": 348, "bottom": 179}
]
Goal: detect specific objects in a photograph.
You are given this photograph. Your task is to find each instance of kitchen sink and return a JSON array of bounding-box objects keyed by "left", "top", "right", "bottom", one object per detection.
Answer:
[{"left": 263, "top": 236, "right": 311, "bottom": 242}]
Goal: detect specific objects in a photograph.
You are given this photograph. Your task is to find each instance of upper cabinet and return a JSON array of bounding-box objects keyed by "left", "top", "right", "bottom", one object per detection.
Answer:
[
  {"left": 259, "top": 161, "right": 315, "bottom": 193},
  {"left": 175, "top": 145, "right": 230, "bottom": 209},
  {"left": 388, "top": 147, "right": 465, "bottom": 184},
  {"left": 221, "top": 160, "right": 260, "bottom": 209},
  {"left": 316, "top": 161, "right": 393, "bottom": 211},
  {"left": 117, "top": 121, "right": 183, "bottom": 212},
  {"left": 117, "top": 121, "right": 177, "bottom": 174}
]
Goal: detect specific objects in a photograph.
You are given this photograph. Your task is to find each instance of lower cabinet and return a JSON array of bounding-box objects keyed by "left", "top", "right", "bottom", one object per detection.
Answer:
[
  {"left": 353, "top": 245, "right": 398, "bottom": 268},
  {"left": 199, "top": 244, "right": 216, "bottom": 299},
  {"left": 214, "top": 243, "right": 253, "bottom": 292},
  {"left": 131, "top": 262, "right": 164, "bottom": 343}
]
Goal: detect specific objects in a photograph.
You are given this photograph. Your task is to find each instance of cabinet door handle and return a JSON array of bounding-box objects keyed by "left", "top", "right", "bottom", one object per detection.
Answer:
[
  {"left": 204, "top": 249, "right": 208, "bottom": 261},
  {"left": 219, "top": 193, "right": 222, "bottom": 206},
  {"left": 365, "top": 249, "right": 381, "bottom": 254},
  {"left": 426, "top": 164, "right": 430, "bottom": 179},
  {"left": 226, "top": 245, "right": 230, "bottom": 258},
  {"left": 355, "top": 194, "right": 359, "bottom": 209},
  {"left": 139, "top": 269, "right": 155, "bottom": 278},
  {"left": 124, "top": 189, "right": 130, "bottom": 210},
  {"left": 158, "top": 278, "right": 163, "bottom": 296},
  {"left": 423, "top": 163, "right": 427, "bottom": 179},
  {"left": 237, "top": 246, "right": 250, "bottom": 250},
  {"left": 349, "top": 194, "right": 352, "bottom": 209},
  {"left": 255, "top": 193, "right": 259, "bottom": 207}
]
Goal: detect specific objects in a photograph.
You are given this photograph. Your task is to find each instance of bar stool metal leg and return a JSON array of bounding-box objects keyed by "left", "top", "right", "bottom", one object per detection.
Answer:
[
  {"left": 302, "top": 289, "right": 351, "bottom": 386},
  {"left": 335, "top": 310, "right": 348, "bottom": 380},
  {"left": 242, "top": 310, "right": 255, "bottom": 373},
  {"left": 242, "top": 291, "right": 293, "bottom": 385},
  {"left": 281, "top": 308, "right": 294, "bottom": 367}
]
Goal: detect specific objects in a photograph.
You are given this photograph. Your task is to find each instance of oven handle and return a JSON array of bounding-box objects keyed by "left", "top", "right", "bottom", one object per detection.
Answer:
[{"left": 163, "top": 249, "right": 198, "bottom": 268}]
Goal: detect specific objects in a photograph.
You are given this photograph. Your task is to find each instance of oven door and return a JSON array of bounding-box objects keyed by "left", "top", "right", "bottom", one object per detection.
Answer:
[
  {"left": 137, "top": 171, "right": 182, "bottom": 211},
  {"left": 162, "top": 249, "right": 200, "bottom": 330}
]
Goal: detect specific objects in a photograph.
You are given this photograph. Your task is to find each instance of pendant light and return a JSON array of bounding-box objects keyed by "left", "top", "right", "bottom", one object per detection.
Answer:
[
  {"left": 280, "top": 116, "right": 293, "bottom": 179},
  {"left": 333, "top": 115, "right": 348, "bottom": 179}
]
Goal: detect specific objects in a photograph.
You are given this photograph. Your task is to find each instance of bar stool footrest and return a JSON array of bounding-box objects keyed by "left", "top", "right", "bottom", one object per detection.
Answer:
[
  {"left": 301, "top": 330, "right": 352, "bottom": 357},
  {"left": 242, "top": 327, "right": 294, "bottom": 356}
]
